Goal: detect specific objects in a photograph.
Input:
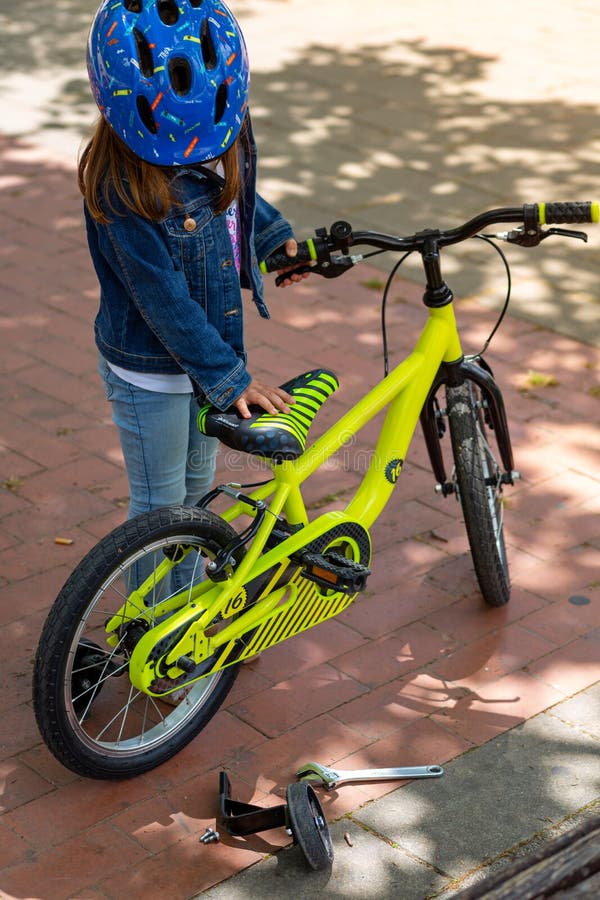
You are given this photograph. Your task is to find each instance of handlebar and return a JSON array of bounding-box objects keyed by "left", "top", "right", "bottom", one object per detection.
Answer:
[{"left": 259, "top": 201, "right": 599, "bottom": 276}]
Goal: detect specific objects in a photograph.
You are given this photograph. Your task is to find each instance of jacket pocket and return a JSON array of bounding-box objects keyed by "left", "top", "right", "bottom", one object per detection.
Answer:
[{"left": 162, "top": 204, "right": 214, "bottom": 264}]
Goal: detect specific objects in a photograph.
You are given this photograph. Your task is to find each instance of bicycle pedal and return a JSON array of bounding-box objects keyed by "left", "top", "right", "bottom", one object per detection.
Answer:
[{"left": 300, "top": 551, "right": 371, "bottom": 593}]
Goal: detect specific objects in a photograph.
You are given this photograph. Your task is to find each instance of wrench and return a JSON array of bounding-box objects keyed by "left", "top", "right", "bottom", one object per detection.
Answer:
[{"left": 296, "top": 761, "right": 444, "bottom": 790}]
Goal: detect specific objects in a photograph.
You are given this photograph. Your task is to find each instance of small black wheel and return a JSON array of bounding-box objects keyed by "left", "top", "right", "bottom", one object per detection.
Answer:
[
  {"left": 447, "top": 381, "right": 510, "bottom": 606},
  {"left": 286, "top": 781, "right": 334, "bottom": 871},
  {"left": 33, "top": 506, "right": 244, "bottom": 779}
]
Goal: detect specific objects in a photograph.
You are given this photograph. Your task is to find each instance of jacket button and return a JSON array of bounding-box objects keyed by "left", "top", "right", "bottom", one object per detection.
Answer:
[{"left": 183, "top": 217, "right": 196, "bottom": 232}]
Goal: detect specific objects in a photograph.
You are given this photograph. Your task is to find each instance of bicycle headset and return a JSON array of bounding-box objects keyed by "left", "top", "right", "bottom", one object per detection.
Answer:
[{"left": 86, "top": 0, "right": 250, "bottom": 165}]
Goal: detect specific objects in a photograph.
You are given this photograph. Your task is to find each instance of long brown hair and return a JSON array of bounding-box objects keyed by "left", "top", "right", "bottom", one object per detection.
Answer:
[{"left": 78, "top": 116, "right": 242, "bottom": 223}]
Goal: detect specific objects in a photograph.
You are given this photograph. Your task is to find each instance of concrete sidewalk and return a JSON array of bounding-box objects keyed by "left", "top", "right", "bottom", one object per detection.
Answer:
[{"left": 0, "top": 2, "right": 599, "bottom": 898}]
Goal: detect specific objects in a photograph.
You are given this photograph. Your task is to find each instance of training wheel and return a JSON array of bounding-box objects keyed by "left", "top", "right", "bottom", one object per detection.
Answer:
[{"left": 286, "top": 781, "right": 334, "bottom": 871}]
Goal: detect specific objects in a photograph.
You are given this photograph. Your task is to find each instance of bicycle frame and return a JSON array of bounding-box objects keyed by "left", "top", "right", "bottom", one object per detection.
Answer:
[
  {"left": 34, "top": 200, "right": 597, "bottom": 779},
  {"left": 255, "top": 300, "right": 463, "bottom": 530},
  {"left": 122, "top": 300, "right": 467, "bottom": 692}
]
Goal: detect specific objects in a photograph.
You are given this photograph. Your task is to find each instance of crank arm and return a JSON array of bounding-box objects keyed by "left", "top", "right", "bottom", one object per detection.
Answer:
[{"left": 296, "top": 761, "right": 444, "bottom": 789}]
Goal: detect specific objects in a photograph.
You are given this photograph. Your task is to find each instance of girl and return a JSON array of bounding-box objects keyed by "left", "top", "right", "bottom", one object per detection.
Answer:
[{"left": 80, "top": 0, "right": 306, "bottom": 540}]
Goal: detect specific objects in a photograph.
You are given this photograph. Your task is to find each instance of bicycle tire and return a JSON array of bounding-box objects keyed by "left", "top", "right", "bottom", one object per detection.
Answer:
[
  {"left": 286, "top": 781, "right": 334, "bottom": 870},
  {"left": 446, "top": 381, "right": 510, "bottom": 607},
  {"left": 33, "top": 506, "right": 243, "bottom": 779}
]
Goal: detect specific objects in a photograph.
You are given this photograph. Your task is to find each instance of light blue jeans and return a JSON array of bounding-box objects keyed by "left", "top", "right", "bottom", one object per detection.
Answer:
[{"left": 99, "top": 357, "right": 219, "bottom": 594}]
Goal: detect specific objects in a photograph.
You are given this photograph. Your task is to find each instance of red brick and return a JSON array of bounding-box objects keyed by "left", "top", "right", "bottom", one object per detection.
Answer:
[
  {"left": 0, "top": 823, "right": 149, "bottom": 899},
  {"left": 27, "top": 334, "right": 96, "bottom": 376},
  {"left": 526, "top": 631, "right": 600, "bottom": 694},
  {"left": 112, "top": 794, "right": 195, "bottom": 855},
  {"left": 152, "top": 709, "right": 265, "bottom": 783},
  {"left": 98, "top": 827, "right": 265, "bottom": 898},
  {"left": 0, "top": 638, "right": 39, "bottom": 711},
  {"left": 520, "top": 591, "right": 600, "bottom": 644},
  {"left": 0, "top": 821, "right": 31, "bottom": 869},
  {"left": 228, "top": 663, "right": 368, "bottom": 737},
  {"left": 334, "top": 716, "right": 472, "bottom": 793},
  {"left": 0, "top": 703, "right": 43, "bottom": 759},
  {"left": 244, "top": 616, "right": 367, "bottom": 684},
  {"left": 516, "top": 554, "right": 597, "bottom": 603},
  {"left": 0, "top": 528, "right": 96, "bottom": 584},
  {"left": 0, "top": 486, "right": 31, "bottom": 517},
  {"left": 430, "top": 623, "right": 557, "bottom": 689},
  {"left": 0, "top": 759, "right": 54, "bottom": 813},
  {"left": 331, "top": 673, "right": 440, "bottom": 740},
  {"left": 18, "top": 743, "right": 81, "bottom": 790},
  {"left": 421, "top": 586, "right": 550, "bottom": 644},
  {"left": 225, "top": 713, "right": 370, "bottom": 796},
  {"left": 431, "top": 669, "right": 566, "bottom": 745},
  {"left": 0, "top": 565, "right": 71, "bottom": 625},
  {"left": 0, "top": 414, "right": 82, "bottom": 470},
  {"left": 340, "top": 579, "right": 457, "bottom": 639},
  {"left": 333, "top": 620, "right": 458, "bottom": 688},
  {"left": 369, "top": 537, "right": 452, "bottom": 591},
  {"left": 4, "top": 775, "right": 153, "bottom": 850}
]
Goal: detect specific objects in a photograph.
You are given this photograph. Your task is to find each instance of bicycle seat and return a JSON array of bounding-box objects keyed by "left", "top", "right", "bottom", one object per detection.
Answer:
[{"left": 197, "top": 369, "right": 339, "bottom": 460}]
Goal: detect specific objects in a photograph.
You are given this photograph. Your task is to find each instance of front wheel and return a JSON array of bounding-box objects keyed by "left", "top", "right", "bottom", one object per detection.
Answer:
[
  {"left": 33, "top": 506, "right": 243, "bottom": 779},
  {"left": 446, "top": 382, "right": 510, "bottom": 607}
]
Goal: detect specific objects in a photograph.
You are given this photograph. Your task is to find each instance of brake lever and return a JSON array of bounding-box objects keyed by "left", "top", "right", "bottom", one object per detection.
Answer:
[
  {"left": 491, "top": 226, "right": 588, "bottom": 247},
  {"left": 274, "top": 254, "right": 360, "bottom": 287},
  {"left": 544, "top": 227, "right": 588, "bottom": 242}
]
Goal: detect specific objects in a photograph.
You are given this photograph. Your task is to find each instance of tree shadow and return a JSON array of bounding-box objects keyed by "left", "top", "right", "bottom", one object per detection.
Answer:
[
  {"left": 248, "top": 40, "right": 600, "bottom": 342},
  {"left": 2, "top": 3, "right": 599, "bottom": 340}
]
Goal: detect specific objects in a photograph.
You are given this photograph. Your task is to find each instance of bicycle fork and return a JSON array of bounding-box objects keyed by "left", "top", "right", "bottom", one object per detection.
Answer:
[{"left": 420, "top": 356, "right": 518, "bottom": 496}]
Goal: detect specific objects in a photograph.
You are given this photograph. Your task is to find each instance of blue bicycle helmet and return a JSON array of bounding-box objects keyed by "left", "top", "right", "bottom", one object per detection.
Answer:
[{"left": 87, "top": 0, "right": 250, "bottom": 165}]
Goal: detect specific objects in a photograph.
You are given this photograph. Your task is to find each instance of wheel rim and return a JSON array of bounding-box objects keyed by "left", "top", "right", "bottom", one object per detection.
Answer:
[{"left": 61, "top": 533, "right": 228, "bottom": 759}]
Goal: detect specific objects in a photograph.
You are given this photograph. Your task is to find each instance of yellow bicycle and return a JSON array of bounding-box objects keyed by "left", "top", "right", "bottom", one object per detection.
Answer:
[{"left": 33, "top": 201, "right": 597, "bottom": 778}]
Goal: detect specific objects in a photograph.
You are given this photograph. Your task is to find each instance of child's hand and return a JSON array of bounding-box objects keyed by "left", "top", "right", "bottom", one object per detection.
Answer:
[
  {"left": 234, "top": 380, "right": 295, "bottom": 419},
  {"left": 276, "top": 238, "right": 312, "bottom": 287}
]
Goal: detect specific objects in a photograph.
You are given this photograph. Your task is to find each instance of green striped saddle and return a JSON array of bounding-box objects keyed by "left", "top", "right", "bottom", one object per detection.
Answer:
[{"left": 197, "top": 369, "right": 338, "bottom": 461}]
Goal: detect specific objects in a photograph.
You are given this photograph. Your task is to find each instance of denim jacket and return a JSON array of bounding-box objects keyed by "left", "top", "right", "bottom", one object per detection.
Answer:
[{"left": 86, "top": 123, "right": 293, "bottom": 409}]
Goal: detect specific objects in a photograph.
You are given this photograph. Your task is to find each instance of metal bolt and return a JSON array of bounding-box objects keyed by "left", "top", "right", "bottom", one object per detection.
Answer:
[{"left": 200, "top": 827, "right": 220, "bottom": 844}]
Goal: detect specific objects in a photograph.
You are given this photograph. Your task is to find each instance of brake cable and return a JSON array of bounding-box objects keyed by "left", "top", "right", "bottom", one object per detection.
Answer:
[
  {"left": 471, "top": 235, "right": 512, "bottom": 358},
  {"left": 380, "top": 251, "right": 413, "bottom": 376},
  {"left": 379, "top": 236, "right": 512, "bottom": 376}
]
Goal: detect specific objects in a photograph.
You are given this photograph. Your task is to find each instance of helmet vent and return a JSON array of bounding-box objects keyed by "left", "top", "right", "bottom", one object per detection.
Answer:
[
  {"left": 189, "top": 0, "right": 204, "bottom": 6},
  {"left": 214, "top": 82, "right": 228, "bottom": 124},
  {"left": 200, "top": 19, "right": 217, "bottom": 70},
  {"left": 136, "top": 95, "right": 158, "bottom": 134},
  {"left": 157, "top": 0, "right": 179, "bottom": 25},
  {"left": 133, "top": 28, "right": 154, "bottom": 78},
  {"left": 123, "top": 0, "right": 142, "bottom": 11},
  {"left": 169, "top": 57, "right": 192, "bottom": 96}
]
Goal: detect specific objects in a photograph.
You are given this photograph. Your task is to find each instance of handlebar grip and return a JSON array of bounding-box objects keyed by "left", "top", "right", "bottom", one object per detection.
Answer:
[
  {"left": 538, "top": 201, "right": 599, "bottom": 225},
  {"left": 259, "top": 239, "right": 318, "bottom": 274}
]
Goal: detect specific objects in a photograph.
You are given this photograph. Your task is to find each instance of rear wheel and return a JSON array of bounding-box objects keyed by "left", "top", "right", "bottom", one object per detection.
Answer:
[
  {"left": 446, "top": 381, "right": 510, "bottom": 607},
  {"left": 33, "top": 507, "right": 243, "bottom": 779}
]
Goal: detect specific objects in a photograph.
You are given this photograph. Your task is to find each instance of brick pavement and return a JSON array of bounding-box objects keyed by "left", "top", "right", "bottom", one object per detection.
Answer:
[
  {"left": 0, "top": 128, "right": 599, "bottom": 897},
  {"left": 2, "top": 0, "right": 600, "bottom": 895}
]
